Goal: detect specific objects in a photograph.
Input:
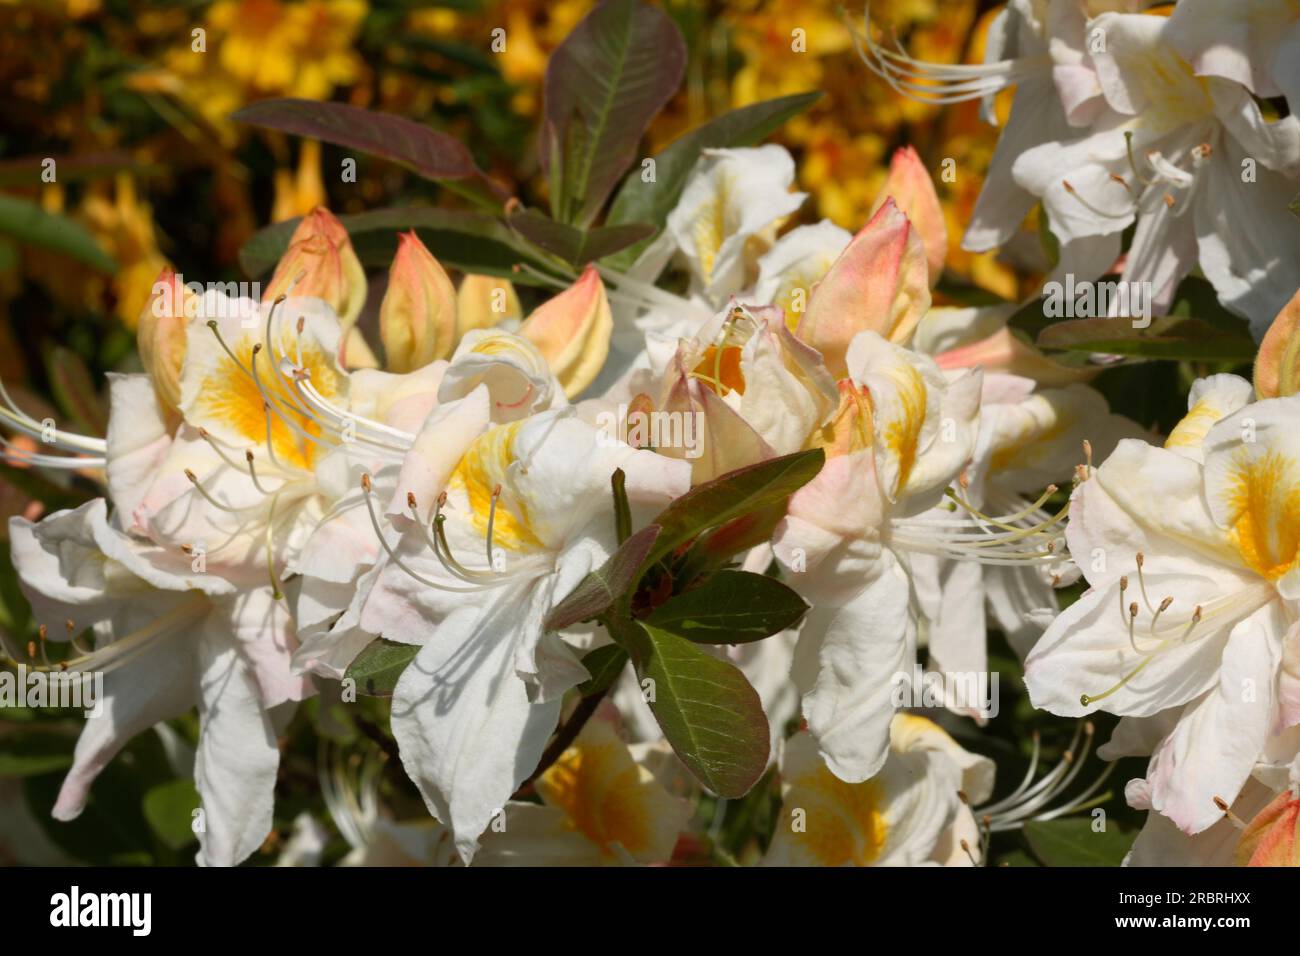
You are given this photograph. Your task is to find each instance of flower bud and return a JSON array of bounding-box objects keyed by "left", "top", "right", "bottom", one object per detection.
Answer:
[
  {"left": 379, "top": 231, "right": 458, "bottom": 373},
  {"left": 136, "top": 267, "right": 189, "bottom": 412},
  {"left": 456, "top": 273, "right": 522, "bottom": 337},
  {"left": 263, "top": 207, "right": 366, "bottom": 328},
  {"left": 518, "top": 265, "right": 612, "bottom": 398},
  {"left": 1236, "top": 789, "right": 1299, "bottom": 867},
  {"left": 1255, "top": 288, "right": 1300, "bottom": 399},
  {"left": 872, "top": 146, "right": 947, "bottom": 287}
]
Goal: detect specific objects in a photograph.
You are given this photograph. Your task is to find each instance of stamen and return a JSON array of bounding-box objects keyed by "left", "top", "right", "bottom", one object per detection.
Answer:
[
  {"left": 1063, "top": 179, "right": 1134, "bottom": 221},
  {"left": 245, "top": 450, "right": 275, "bottom": 496},
  {"left": 1213, "top": 796, "right": 1246, "bottom": 830},
  {"left": 184, "top": 468, "right": 259, "bottom": 514},
  {"left": 358, "top": 475, "right": 484, "bottom": 593},
  {"left": 1124, "top": 132, "right": 1155, "bottom": 187}
]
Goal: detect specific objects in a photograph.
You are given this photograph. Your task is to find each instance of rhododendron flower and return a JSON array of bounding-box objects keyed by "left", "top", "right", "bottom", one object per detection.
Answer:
[
  {"left": 1026, "top": 375, "right": 1300, "bottom": 834},
  {"left": 763, "top": 716, "right": 993, "bottom": 866}
]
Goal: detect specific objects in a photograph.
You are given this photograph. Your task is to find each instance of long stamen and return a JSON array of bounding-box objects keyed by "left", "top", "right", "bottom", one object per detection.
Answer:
[
  {"left": 358, "top": 475, "right": 483, "bottom": 593},
  {"left": 245, "top": 450, "right": 275, "bottom": 496},
  {"left": 1062, "top": 179, "right": 1134, "bottom": 221},
  {"left": 184, "top": 468, "right": 261, "bottom": 514}
]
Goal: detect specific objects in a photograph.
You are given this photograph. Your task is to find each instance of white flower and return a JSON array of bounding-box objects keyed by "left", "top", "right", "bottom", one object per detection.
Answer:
[
  {"left": 346, "top": 409, "right": 689, "bottom": 861},
  {"left": 771, "top": 332, "right": 996, "bottom": 780},
  {"left": 1025, "top": 375, "right": 1300, "bottom": 833},
  {"left": 762, "top": 716, "right": 994, "bottom": 866}
]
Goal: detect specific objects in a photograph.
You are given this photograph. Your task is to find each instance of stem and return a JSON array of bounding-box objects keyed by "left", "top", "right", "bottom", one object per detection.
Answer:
[{"left": 514, "top": 683, "right": 613, "bottom": 797}]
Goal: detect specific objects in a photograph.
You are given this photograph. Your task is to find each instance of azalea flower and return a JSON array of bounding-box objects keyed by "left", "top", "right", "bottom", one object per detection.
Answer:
[
  {"left": 9, "top": 497, "right": 288, "bottom": 866},
  {"left": 762, "top": 716, "right": 993, "bottom": 866},
  {"left": 1025, "top": 374, "right": 1300, "bottom": 834},
  {"left": 478, "top": 714, "right": 692, "bottom": 866},
  {"left": 855, "top": 3, "right": 1300, "bottom": 334},
  {"left": 343, "top": 407, "right": 689, "bottom": 862},
  {"left": 770, "top": 331, "right": 990, "bottom": 780}
]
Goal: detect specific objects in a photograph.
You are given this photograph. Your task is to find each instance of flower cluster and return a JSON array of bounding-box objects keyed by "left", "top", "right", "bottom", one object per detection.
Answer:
[{"left": 3, "top": 0, "right": 1300, "bottom": 870}]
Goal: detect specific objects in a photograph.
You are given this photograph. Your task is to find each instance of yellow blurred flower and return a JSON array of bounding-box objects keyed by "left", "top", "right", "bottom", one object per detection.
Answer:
[{"left": 159, "top": 0, "right": 368, "bottom": 143}]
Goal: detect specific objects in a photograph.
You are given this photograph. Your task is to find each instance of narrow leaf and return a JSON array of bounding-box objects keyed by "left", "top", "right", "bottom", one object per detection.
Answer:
[
  {"left": 0, "top": 194, "right": 115, "bottom": 273},
  {"left": 645, "top": 570, "right": 807, "bottom": 644},
  {"left": 232, "top": 99, "right": 506, "bottom": 198},
  {"left": 239, "top": 206, "right": 548, "bottom": 280},
  {"left": 508, "top": 208, "right": 655, "bottom": 265}
]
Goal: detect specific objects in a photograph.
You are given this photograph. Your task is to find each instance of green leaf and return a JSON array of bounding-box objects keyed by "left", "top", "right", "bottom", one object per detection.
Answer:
[
  {"left": 0, "top": 739, "right": 73, "bottom": 777},
  {"left": 643, "top": 449, "right": 824, "bottom": 571},
  {"left": 231, "top": 98, "right": 507, "bottom": 203},
  {"left": 239, "top": 206, "right": 549, "bottom": 280},
  {"left": 1024, "top": 818, "right": 1134, "bottom": 867},
  {"left": 1035, "top": 316, "right": 1256, "bottom": 362},
  {"left": 540, "top": 0, "right": 686, "bottom": 226},
  {"left": 604, "top": 91, "right": 821, "bottom": 267},
  {"left": 0, "top": 194, "right": 116, "bottom": 273},
  {"left": 508, "top": 208, "right": 655, "bottom": 266},
  {"left": 621, "top": 618, "right": 769, "bottom": 798},
  {"left": 142, "top": 778, "right": 202, "bottom": 851},
  {"left": 645, "top": 570, "right": 807, "bottom": 644},
  {"left": 344, "top": 638, "right": 420, "bottom": 697},
  {"left": 576, "top": 644, "right": 629, "bottom": 696},
  {"left": 544, "top": 524, "right": 661, "bottom": 632}
]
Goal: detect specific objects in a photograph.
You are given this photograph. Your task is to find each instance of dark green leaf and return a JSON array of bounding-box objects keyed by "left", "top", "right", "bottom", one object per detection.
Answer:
[
  {"left": 508, "top": 208, "right": 655, "bottom": 266},
  {"left": 541, "top": 0, "right": 686, "bottom": 225},
  {"left": 621, "top": 618, "right": 769, "bottom": 798},
  {"left": 1035, "top": 316, "right": 1256, "bottom": 362},
  {"left": 231, "top": 98, "right": 507, "bottom": 202},
  {"left": 605, "top": 91, "right": 821, "bottom": 267},
  {"left": 0, "top": 194, "right": 115, "bottom": 272},
  {"left": 142, "top": 778, "right": 202, "bottom": 851},
  {"left": 645, "top": 570, "right": 807, "bottom": 644},
  {"left": 544, "top": 524, "right": 661, "bottom": 632},
  {"left": 344, "top": 638, "right": 420, "bottom": 697},
  {"left": 576, "top": 644, "right": 629, "bottom": 696},
  {"left": 239, "top": 206, "right": 549, "bottom": 281},
  {"left": 1024, "top": 818, "right": 1134, "bottom": 867}
]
